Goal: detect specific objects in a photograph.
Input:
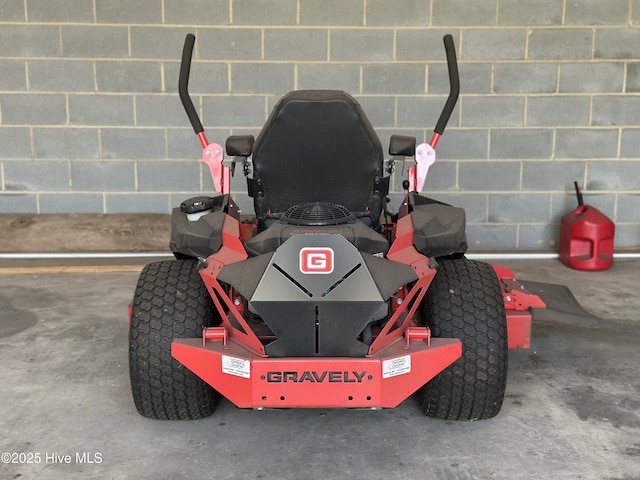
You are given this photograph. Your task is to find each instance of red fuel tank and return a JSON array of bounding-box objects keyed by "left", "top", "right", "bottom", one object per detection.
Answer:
[{"left": 559, "top": 204, "right": 614, "bottom": 271}]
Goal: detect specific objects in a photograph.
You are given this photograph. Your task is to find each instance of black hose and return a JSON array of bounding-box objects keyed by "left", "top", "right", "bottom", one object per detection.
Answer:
[
  {"left": 574, "top": 181, "right": 584, "bottom": 207},
  {"left": 434, "top": 34, "right": 460, "bottom": 136},
  {"left": 179, "top": 33, "right": 204, "bottom": 135}
]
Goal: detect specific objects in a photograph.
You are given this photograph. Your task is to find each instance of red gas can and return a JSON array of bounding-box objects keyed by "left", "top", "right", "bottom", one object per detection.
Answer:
[{"left": 559, "top": 183, "right": 614, "bottom": 271}]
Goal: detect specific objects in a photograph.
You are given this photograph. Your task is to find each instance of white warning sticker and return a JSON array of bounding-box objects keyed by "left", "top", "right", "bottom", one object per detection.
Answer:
[
  {"left": 382, "top": 355, "right": 411, "bottom": 379},
  {"left": 221, "top": 355, "right": 250, "bottom": 379}
]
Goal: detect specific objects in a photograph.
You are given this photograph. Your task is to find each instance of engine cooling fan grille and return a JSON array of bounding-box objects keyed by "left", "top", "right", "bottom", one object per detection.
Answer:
[{"left": 281, "top": 202, "right": 355, "bottom": 226}]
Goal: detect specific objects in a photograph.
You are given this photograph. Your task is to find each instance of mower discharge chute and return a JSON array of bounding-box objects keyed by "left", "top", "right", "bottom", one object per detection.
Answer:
[{"left": 128, "top": 34, "right": 599, "bottom": 421}]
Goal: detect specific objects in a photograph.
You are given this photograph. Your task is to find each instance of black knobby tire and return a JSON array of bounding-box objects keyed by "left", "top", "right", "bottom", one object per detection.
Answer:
[
  {"left": 129, "top": 259, "right": 219, "bottom": 420},
  {"left": 418, "top": 258, "right": 508, "bottom": 420}
]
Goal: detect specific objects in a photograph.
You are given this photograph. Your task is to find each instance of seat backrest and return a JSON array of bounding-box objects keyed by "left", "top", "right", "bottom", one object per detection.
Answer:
[{"left": 248, "top": 90, "right": 386, "bottom": 222}]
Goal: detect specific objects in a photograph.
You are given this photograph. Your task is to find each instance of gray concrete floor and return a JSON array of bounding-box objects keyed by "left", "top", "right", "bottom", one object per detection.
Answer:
[{"left": 1, "top": 258, "right": 639, "bottom": 480}]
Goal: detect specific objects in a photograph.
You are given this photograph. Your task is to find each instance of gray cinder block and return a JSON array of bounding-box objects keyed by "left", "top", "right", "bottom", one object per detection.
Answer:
[
  {"left": 366, "top": 0, "right": 430, "bottom": 26},
  {"left": 1, "top": 94, "right": 67, "bottom": 125},
  {"left": 33, "top": 128, "right": 100, "bottom": 159},
  {"left": 330, "top": 30, "right": 394, "bottom": 61},
  {"left": 62, "top": 26, "right": 129, "bottom": 58},
  {"left": 69, "top": 94, "right": 135, "bottom": 126},
  {"left": 71, "top": 160, "right": 135, "bottom": 192},
  {"left": 96, "top": 0, "right": 162, "bottom": 24}
]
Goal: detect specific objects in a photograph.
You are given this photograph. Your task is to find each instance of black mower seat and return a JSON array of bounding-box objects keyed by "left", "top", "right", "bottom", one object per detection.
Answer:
[{"left": 247, "top": 90, "right": 389, "bottom": 228}]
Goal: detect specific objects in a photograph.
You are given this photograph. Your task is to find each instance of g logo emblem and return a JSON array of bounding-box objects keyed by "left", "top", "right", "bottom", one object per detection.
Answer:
[{"left": 299, "top": 248, "right": 334, "bottom": 274}]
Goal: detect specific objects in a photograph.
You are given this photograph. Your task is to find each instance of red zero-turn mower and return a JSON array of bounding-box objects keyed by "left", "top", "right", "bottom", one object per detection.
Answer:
[{"left": 128, "top": 34, "right": 599, "bottom": 421}]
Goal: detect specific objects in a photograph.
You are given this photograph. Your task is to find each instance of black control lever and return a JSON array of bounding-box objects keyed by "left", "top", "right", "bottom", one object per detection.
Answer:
[
  {"left": 431, "top": 34, "right": 460, "bottom": 147},
  {"left": 179, "top": 33, "right": 205, "bottom": 136}
]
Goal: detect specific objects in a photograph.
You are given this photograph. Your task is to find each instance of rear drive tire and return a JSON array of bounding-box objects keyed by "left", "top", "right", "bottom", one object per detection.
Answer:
[
  {"left": 129, "top": 259, "right": 219, "bottom": 419},
  {"left": 418, "top": 258, "right": 508, "bottom": 420}
]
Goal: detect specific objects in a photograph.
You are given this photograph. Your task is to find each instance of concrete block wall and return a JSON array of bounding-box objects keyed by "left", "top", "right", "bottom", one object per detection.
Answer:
[{"left": 1, "top": 0, "right": 639, "bottom": 249}]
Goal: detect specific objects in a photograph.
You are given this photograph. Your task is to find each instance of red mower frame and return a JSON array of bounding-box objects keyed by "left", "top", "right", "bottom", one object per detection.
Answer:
[{"left": 169, "top": 212, "right": 535, "bottom": 409}]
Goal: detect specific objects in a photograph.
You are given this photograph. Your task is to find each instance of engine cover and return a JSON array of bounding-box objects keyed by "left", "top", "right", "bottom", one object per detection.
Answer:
[
  {"left": 243, "top": 218, "right": 390, "bottom": 257},
  {"left": 250, "top": 234, "right": 388, "bottom": 357}
]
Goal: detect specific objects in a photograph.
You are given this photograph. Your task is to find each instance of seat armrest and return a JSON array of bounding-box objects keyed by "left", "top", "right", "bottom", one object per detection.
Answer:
[
  {"left": 389, "top": 135, "right": 416, "bottom": 157},
  {"left": 226, "top": 135, "right": 255, "bottom": 157}
]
